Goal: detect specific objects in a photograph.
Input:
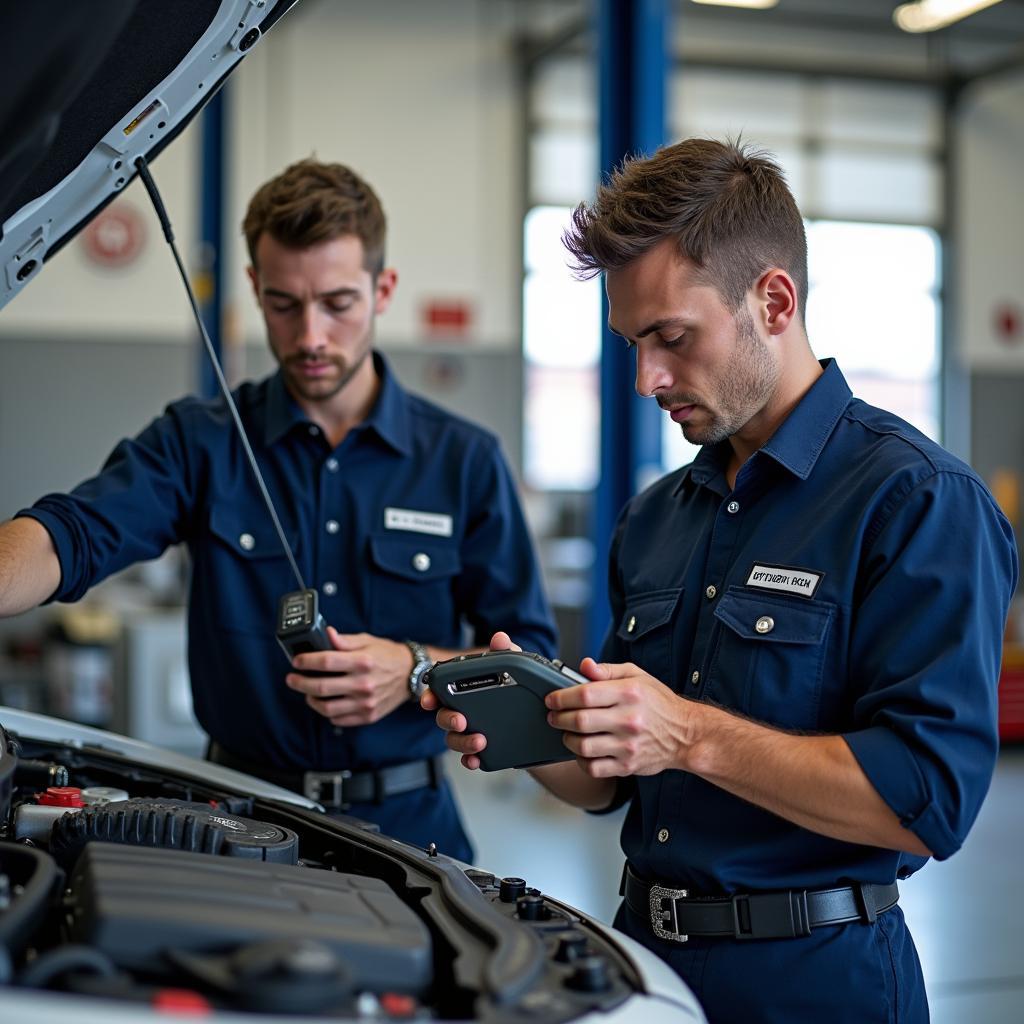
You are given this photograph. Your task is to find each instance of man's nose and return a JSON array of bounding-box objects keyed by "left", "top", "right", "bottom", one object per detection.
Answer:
[
  {"left": 296, "top": 306, "right": 327, "bottom": 351},
  {"left": 635, "top": 346, "right": 673, "bottom": 398}
]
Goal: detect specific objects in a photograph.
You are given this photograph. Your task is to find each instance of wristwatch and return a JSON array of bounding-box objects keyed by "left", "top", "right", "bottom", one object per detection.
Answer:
[{"left": 404, "top": 640, "right": 433, "bottom": 701}]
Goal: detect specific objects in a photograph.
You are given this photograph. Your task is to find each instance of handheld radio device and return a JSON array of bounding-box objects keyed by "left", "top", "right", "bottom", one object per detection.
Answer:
[
  {"left": 425, "top": 650, "right": 589, "bottom": 772},
  {"left": 134, "top": 159, "right": 330, "bottom": 664}
]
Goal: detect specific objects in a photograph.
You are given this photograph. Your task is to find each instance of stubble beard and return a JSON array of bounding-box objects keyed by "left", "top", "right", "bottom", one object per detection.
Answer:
[
  {"left": 278, "top": 330, "right": 373, "bottom": 405},
  {"left": 678, "top": 310, "right": 779, "bottom": 447}
]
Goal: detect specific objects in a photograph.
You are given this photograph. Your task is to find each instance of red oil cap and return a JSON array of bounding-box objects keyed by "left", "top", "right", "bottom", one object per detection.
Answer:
[
  {"left": 37, "top": 786, "right": 85, "bottom": 807},
  {"left": 151, "top": 989, "right": 212, "bottom": 1015},
  {"left": 380, "top": 993, "right": 417, "bottom": 1017}
]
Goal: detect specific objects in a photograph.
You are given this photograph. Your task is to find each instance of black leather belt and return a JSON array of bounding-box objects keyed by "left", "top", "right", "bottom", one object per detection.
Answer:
[
  {"left": 207, "top": 742, "right": 444, "bottom": 811},
  {"left": 623, "top": 864, "right": 899, "bottom": 942}
]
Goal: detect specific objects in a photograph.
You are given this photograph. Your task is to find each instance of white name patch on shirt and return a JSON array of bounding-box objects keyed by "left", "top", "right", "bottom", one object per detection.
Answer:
[
  {"left": 745, "top": 563, "right": 823, "bottom": 599},
  {"left": 384, "top": 507, "right": 453, "bottom": 537}
]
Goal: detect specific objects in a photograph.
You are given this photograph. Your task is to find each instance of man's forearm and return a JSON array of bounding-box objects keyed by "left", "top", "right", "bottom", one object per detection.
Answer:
[
  {"left": 0, "top": 518, "right": 61, "bottom": 616},
  {"left": 684, "top": 702, "right": 932, "bottom": 856},
  {"left": 528, "top": 760, "right": 618, "bottom": 812}
]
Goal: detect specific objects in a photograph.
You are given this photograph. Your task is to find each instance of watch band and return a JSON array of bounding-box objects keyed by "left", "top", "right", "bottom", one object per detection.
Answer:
[{"left": 404, "top": 640, "right": 432, "bottom": 701}]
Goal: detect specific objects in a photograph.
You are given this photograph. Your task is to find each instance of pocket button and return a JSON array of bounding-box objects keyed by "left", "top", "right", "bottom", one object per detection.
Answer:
[
  {"left": 755, "top": 615, "right": 775, "bottom": 635},
  {"left": 412, "top": 552, "right": 431, "bottom": 572}
]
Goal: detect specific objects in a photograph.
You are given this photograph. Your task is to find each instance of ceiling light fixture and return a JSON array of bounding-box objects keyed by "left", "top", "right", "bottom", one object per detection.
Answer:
[
  {"left": 893, "top": 0, "right": 1004, "bottom": 33},
  {"left": 690, "top": 0, "right": 779, "bottom": 10}
]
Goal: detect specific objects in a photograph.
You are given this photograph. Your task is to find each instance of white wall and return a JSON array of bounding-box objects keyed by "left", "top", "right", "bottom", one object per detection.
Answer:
[
  {"left": 0, "top": 0, "right": 525, "bottom": 353},
  {"left": 956, "top": 73, "right": 1024, "bottom": 371}
]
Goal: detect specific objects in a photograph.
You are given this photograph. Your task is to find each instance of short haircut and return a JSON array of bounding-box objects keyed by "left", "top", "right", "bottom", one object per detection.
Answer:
[
  {"left": 243, "top": 158, "right": 386, "bottom": 276},
  {"left": 564, "top": 138, "right": 808, "bottom": 318}
]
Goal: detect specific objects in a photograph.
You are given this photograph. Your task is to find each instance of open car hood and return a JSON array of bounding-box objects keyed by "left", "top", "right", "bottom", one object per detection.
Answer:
[{"left": 0, "top": 0, "right": 298, "bottom": 313}]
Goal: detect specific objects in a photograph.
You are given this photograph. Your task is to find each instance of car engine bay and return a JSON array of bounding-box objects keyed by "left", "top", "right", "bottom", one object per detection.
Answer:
[{"left": 0, "top": 719, "right": 656, "bottom": 1021}]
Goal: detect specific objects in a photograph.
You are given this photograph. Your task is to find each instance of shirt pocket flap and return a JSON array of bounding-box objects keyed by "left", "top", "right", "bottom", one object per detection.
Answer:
[
  {"left": 208, "top": 507, "right": 297, "bottom": 561},
  {"left": 616, "top": 588, "right": 683, "bottom": 642},
  {"left": 369, "top": 534, "right": 462, "bottom": 582},
  {"left": 714, "top": 589, "right": 833, "bottom": 645}
]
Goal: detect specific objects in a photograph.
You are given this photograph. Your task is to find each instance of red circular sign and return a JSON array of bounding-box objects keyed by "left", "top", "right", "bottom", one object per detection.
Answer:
[
  {"left": 81, "top": 202, "right": 146, "bottom": 268},
  {"left": 994, "top": 303, "right": 1023, "bottom": 346}
]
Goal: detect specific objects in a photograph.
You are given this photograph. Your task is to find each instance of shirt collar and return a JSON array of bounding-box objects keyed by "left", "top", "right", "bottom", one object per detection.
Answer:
[
  {"left": 673, "top": 358, "right": 852, "bottom": 495},
  {"left": 263, "top": 350, "right": 413, "bottom": 456},
  {"left": 759, "top": 358, "right": 851, "bottom": 480}
]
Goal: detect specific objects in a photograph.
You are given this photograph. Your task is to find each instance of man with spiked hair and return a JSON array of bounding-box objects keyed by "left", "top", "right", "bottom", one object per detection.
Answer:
[{"left": 428, "top": 138, "right": 1017, "bottom": 1021}]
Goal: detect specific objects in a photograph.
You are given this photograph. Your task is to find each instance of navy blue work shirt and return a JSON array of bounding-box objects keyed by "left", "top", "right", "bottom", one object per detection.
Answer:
[
  {"left": 20, "top": 352, "right": 557, "bottom": 852},
  {"left": 601, "top": 359, "right": 1017, "bottom": 894}
]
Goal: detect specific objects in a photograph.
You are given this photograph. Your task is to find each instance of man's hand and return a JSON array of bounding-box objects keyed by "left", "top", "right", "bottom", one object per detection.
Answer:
[
  {"left": 547, "top": 658, "right": 690, "bottom": 778},
  {"left": 420, "top": 631, "right": 519, "bottom": 769},
  {"left": 287, "top": 627, "right": 413, "bottom": 727}
]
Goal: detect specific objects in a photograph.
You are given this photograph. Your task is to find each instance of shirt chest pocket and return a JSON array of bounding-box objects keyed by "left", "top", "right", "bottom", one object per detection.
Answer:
[
  {"left": 204, "top": 508, "right": 300, "bottom": 634},
  {"left": 368, "top": 534, "right": 462, "bottom": 640},
  {"left": 615, "top": 588, "right": 683, "bottom": 683},
  {"left": 708, "top": 588, "right": 835, "bottom": 730}
]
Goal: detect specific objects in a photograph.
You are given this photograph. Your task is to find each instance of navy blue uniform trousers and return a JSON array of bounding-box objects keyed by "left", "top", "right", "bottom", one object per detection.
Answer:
[{"left": 615, "top": 899, "right": 928, "bottom": 1023}]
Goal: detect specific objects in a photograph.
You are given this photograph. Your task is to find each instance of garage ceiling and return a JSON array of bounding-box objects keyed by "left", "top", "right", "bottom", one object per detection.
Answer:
[{"left": 512, "top": 0, "right": 1024, "bottom": 83}]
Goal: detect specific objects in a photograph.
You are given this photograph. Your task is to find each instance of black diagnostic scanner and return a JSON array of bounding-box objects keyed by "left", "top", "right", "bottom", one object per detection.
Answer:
[
  {"left": 276, "top": 589, "right": 331, "bottom": 660},
  {"left": 425, "top": 650, "right": 589, "bottom": 771}
]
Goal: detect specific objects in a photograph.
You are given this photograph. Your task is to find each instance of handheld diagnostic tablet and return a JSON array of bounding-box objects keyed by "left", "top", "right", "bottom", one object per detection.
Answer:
[{"left": 425, "top": 650, "right": 588, "bottom": 771}]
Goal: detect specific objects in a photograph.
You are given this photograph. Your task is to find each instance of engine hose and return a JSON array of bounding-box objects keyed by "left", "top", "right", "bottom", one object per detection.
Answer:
[{"left": 18, "top": 944, "right": 117, "bottom": 988}]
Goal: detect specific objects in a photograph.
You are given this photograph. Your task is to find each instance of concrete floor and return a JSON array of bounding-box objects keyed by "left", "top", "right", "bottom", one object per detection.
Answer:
[{"left": 449, "top": 747, "right": 1024, "bottom": 1022}]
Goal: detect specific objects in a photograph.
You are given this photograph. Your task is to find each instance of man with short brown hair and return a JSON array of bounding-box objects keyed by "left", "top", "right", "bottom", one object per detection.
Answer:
[
  {"left": 0, "top": 158, "right": 557, "bottom": 860},
  {"left": 429, "top": 138, "right": 1017, "bottom": 1020}
]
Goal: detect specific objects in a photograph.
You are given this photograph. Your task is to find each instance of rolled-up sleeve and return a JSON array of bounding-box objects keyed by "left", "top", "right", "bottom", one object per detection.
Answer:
[
  {"left": 844, "top": 470, "right": 1018, "bottom": 860},
  {"left": 17, "top": 408, "right": 196, "bottom": 603}
]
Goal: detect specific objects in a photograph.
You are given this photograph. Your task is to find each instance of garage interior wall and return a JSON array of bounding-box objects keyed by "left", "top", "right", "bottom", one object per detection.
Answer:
[{"left": 0, "top": 0, "right": 527, "bottom": 514}]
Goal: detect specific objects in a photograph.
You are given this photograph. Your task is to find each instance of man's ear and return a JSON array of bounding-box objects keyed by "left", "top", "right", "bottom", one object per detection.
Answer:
[
  {"left": 756, "top": 268, "right": 798, "bottom": 336},
  {"left": 374, "top": 267, "right": 398, "bottom": 315},
  {"left": 246, "top": 264, "right": 261, "bottom": 305}
]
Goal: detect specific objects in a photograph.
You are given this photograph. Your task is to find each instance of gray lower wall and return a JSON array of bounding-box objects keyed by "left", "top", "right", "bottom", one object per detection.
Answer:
[
  {"left": 0, "top": 335, "right": 523, "bottom": 520},
  {"left": 971, "top": 372, "right": 1024, "bottom": 572}
]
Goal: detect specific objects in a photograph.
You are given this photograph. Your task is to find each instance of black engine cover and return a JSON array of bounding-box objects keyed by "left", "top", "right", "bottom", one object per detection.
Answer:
[{"left": 67, "top": 843, "right": 432, "bottom": 994}]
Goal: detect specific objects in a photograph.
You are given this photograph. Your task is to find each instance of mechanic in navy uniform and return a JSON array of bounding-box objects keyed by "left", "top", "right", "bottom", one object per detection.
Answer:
[
  {"left": 427, "top": 138, "right": 1018, "bottom": 1020},
  {"left": 0, "top": 158, "right": 557, "bottom": 863}
]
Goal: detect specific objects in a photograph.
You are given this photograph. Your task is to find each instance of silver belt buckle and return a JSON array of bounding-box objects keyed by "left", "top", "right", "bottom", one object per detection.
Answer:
[
  {"left": 302, "top": 769, "right": 352, "bottom": 808},
  {"left": 650, "top": 884, "right": 689, "bottom": 943}
]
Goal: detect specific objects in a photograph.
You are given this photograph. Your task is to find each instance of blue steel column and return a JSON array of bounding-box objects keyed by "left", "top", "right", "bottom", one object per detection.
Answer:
[
  {"left": 197, "top": 87, "right": 227, "bottom": 398},
  {"left": 587, "top": 0, "right": 670, "bottom": 653}
]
